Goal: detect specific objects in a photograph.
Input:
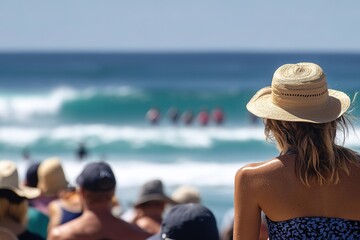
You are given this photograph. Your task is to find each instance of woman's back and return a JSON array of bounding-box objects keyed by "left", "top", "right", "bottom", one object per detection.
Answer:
[
  {"left": 242, "top": 153, "right": 360, "bottom": 239},
  {"left": 250, "top": 153, "right": 360, "bottom": 220}
]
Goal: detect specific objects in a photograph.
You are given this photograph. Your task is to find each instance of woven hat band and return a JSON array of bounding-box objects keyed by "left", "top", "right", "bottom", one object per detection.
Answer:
[{"left": 271, "top": 86, "right": 329, "bottom": 109}]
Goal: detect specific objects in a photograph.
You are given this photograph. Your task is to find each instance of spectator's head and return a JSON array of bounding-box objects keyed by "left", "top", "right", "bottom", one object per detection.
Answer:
[
  {"left": 171, "top": 185, "right": 201, "bottom": 204},
  {"left": 37, "top": 157, "right": 68, "bottom": 196},
  {"left": 148, "top": 203, "right": 219, "bottom": 240},
  {"left": 134, "top": 179, "right": 176, "bottom": 210},
  {"left": 0, "top": 160, "right": 40, "bottom": 224},
  {"left": 76, "top": 161, "right": 116, "bottom": 205},
  {"left": 24, "top": 162, "right": 40, "bottom": 188}
]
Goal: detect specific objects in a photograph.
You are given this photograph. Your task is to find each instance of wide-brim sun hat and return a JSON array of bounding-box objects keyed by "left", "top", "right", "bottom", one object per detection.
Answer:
[
  {"left": 134, "top": 179, "right": 176, "bottom": 207},
  {"left": 0, "top": 160, "right": 40, "bottom": 199},
  {"left": 246, "top": 62, "right": 350, "bottom": 123}
]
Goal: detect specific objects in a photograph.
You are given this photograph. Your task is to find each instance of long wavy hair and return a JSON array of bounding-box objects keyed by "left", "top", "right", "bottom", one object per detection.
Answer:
[
  {"left": 0, "top": 197, "right": 27, "bottom": 225},
  {"left": 264, "top": 115, "right": 360, "bottom": 186}
]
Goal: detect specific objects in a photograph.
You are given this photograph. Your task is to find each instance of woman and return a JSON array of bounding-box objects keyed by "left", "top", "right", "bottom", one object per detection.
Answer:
[
  {"left": 0, "top": 160, "right": 44, "bottom": 240},
  {"left": 234, "top": 62, "right": 360, "bottom": 239},
  {"left": 47, "top": 186, "right": 82, "bottom": 231}
]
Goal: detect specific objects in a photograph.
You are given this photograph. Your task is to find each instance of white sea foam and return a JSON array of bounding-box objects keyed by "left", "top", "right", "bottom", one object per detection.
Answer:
[
  {"left": 87, "top": 161, "right": 242, "bottom": 187},
  {"left": 0, "top": 86, "right": 144, "bottom": 121},
  {"left": 79, "top": 86, "right": 145, "bottom": 99},
  {"left": 0, "top": 125, "right": 267, "bottom": 148},
  {"left": 16, "top": 159, "right": 245, "bottom": 188},
  {"left": 1, "top": 124, "right": 360, "bottom": 149},
  {"left": 0, "top": 87, "right": 76, "bottom": 120}
]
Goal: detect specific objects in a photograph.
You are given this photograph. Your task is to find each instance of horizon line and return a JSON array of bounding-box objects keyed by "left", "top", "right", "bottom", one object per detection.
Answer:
[{"left": 1, "top": 49, "right": 360, "bottom": 55}]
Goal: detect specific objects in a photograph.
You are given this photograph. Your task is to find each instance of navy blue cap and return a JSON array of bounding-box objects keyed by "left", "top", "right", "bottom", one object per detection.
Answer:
[
  {"left": 76, "top": 162, "right": 116, "bottom": 191},
  {"left": 147, "top": 203, "right": 219, "bottom": 240},
  {"left": 25, "top": 162, "right": 40, "bottom": 188}
]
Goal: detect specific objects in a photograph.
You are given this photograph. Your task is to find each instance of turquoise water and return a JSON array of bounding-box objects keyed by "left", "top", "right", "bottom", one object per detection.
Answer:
[{"left": 1, "top": 52, "right": 360, "bottom": 223}]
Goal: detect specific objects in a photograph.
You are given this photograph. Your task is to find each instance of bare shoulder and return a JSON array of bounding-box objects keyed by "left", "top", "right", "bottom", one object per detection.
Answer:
[
  {"left": 234, "top": 157, "right": 292, "bottom": 207},
  {"left": 48, "top": 226, "right": 64, "bottom": 240},
  {"left": 236, "top": 157, "right": 287, "bottom": 183},
  {"left": 48, "top": 221, "right": 79, "bottom": 240}
]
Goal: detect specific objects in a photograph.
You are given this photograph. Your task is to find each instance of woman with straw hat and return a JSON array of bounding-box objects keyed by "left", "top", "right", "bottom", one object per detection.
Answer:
[
  {"left": 0, "top": 160, "right": 44, "bottom": 240},
  {"left": 234, "top": 62, "right": 360, "bottom": 239}
]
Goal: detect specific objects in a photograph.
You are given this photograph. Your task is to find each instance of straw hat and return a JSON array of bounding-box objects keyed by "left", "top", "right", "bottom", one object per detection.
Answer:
[
  {"left": 246, "top": 62, "right": 350, "bottom": 123},
  {"left": 134, "top": 179, "right": 176, "bottom": 207},
  {"left": 37, "top": 157, "right": 68, "bottom": 196},
  {"left": 171, "top": 185, "right": 201, "bottom": 204},
  {"left": 0, "top": 160, "right": 40, "bottom": 199}
]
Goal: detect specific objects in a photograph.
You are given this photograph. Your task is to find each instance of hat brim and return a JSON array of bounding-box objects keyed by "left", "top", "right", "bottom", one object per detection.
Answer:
[
  {"left": 134, "top": 194, "right": 177, "bottom": 207},
  {"left": 246, "top": 87, "right": 350, "bottom": 123},
  {"left": 4, "top": 185, "right": 41, "bottom": 199}
]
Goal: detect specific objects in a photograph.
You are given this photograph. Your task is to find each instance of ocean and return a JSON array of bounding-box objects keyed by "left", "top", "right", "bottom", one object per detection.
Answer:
[{"left": 1, "top": 52, "right": 360, "bottom": 225}]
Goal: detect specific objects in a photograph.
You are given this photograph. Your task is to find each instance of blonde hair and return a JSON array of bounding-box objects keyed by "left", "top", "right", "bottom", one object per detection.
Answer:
[
  {"left": 265, "top": 115, "right": 360, "bottom": 186},
  {"left": 0, "top": 198, "right": 28, "bottom": 225}
]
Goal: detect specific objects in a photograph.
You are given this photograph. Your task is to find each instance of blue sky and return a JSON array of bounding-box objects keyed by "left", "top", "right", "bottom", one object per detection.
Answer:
[{"left": 1, "top": 1, "right": 360, "bottom": 52}]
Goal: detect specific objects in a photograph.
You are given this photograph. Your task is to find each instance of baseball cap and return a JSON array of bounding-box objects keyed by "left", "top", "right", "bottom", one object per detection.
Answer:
[
  {"left": 25, "top": 162, "right": 41, "bottom": 188},
  {"left": 76, "top": 162, "right": 116, "bottom": 191},
  {"left": 148, "top": 203, "right": 219, "bottom": 240}
]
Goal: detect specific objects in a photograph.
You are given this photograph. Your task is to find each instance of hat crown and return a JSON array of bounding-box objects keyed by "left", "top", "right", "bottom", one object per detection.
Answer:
[
  {"left": 172, "top": 185, "right": 201, "bottom": 204},
  {"left": 37, "top": 157, "right": 68, "bottom": 195},
  {"left": 162, "top": 204, "right": 219, "bottom": 240},
  {"left": 271, "top": 63, "right": 329, "bottom": 108},
  {"left": 141, "top": 179, "right": 164, "bottom": 195},
  {"left": 0, "top": 161, "right": 19, "bottom": 189},
  {"left": 76, "top": 161, "right": 116, "bottom": 191},
  {"left": 134, "top": 179, "right": 175, "bottom": 207}
]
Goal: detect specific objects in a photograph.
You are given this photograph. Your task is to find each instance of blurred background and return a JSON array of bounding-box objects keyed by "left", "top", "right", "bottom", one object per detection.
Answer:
[{"left": 1, "top": 0, "right": 360, "bottom": 223}]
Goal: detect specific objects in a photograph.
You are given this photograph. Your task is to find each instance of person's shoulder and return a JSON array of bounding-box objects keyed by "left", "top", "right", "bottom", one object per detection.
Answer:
[
  {"left": 102, "top": 217, "right": 152, "bottom": 239},
  {"left": 235, "top": 157, "right": 287, "bottom": 185},
  {"left": 48, "top": 199, "right": 60, "bottom": 213},
  {"left": 48, "top": 219, "right": 80, "bottom": 240},
  {"left": 48, "top": 225, "right": 65, "bottom": 240},
  {"left": 236, "top": 157, "right": 285, "bottom": 173}
]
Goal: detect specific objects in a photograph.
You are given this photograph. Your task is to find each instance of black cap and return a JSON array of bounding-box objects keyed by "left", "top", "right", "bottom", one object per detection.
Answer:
[
  {"left": 76, "top": 162, "right": 116, "bottom": 191},
  {"left": 25, "top": 162, "right": 40, "bottom": 188},
  {"left": 147, "top": 203, "right": 219, "bottom": 240}
]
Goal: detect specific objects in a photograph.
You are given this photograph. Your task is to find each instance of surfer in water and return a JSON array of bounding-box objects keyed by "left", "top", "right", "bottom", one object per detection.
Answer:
[
  {"left": 212, "top": 107, "right": 225, "bottom": 125},
  {"left": 146, "top": 108, "right": 160, "bottom": 125},
  {"left": 182, "top": 110, "right": 194, "bottom": 125},
  {"left": 76, "top": 142, "right": 88, "bottom": 161},
  {"left": 167, "top": 107, "right": 180, "bottom": 124},
  {"left": 197, "top": 108, "right": 210, "bottom": 126}
]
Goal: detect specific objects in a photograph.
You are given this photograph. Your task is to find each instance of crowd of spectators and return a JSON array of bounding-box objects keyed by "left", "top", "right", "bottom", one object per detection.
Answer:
[{"left": 1, "top": 158, "right": 259, "bottom": 240}]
